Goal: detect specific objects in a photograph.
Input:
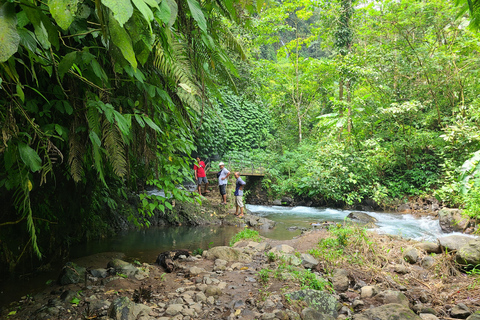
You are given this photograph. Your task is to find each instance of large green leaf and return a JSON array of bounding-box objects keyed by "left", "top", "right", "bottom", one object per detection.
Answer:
[
  {"left": 132, "top": 0, "right": 154, "bottom": 22},
  {"left": 22, "top": 5, "right": 59, "bottom": 50},
  {"left": 101, "top": 0, "right": 133, "bottom": 26},
  {"left": 18, "top": 143, "right": 42, "bottom": 172},
  {"left": 165, "top": 0, "right": 178, "bottom": 28},
  {"left": 156, "top": 0, "right": 171, "bottom": 24},
  {"left": 58, "top": 51, "right": 77, "bottom": 79},
  {"left": 108, "top": 16, "right": 137, "bottom": 68},
  {"left": 187, "top": 0, "right": 207, "bottom": 32},
  {"left": 48, "top": 0, "right": 78, "bottom": 30},
  {"left": 0, "top": 2, "right": 20, "bottom": 62}
]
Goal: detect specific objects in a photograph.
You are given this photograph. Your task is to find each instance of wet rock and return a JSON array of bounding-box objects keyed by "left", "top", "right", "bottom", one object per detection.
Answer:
[
  {"left": 451, "top": 303, "right": 472, "bottom": 319},
  {"left": 281, "top": 196, "right": 294, "bottom": 206},
  {"left": 244, "top": 215, "right": 276, "bottom": 229},
  {"left": 360, "top": 286, "right": 378, "bottom": 299},
  {"left": 457, "top": 238, "right": 480, "bottom": 265},
  {"left": 108, "top": 297, "right": 151, "bottom": 320},
  {"left": 420, "top": 314, "right": 439, "bottom": 320},
  {"left": 268, "top": 244, "right": 295, "bottom": 254},
  {"left": 203, "top": 246, "right": 251, "bottom": 262},
  {"left": 90, "top": 268, "right": 108, "bottom": 278},
  {"left": 439, "top": 209, "right": 468, "bottom": 233},
  {"left": 438, "top": 235, "right": 475, "bottom": 251},
  {"left": 107, "top": 259, "right": 138, "bottom": 277},
  {"left": 273, "top": 199, "right": 282, "bottom": 206},
  {"left": 332, "top": 269, "right": 350, "bottom": 293},
  {"left": 416, "top": 242, "right": 441, "bottom": 254},
  {"left": 421, "top": 256, "right": 435, "bottom": 269},
  {"left": 346, "top": 212, "right": 377, "bottom": 224},
  {"left": 58, "top": 262, "right": 86, "bottom": 285},
  {"left": 300, "top": 253, "right": 319, "bottom": 269},
  {"left": 375, "top": 290, "right": 409, "bottom": 307},
  {"left": 404, "top": 247, "right": 419, "bottom": 264},
  {"left": 288, "top": 289, "right": 338, "bottom": 318},
  {"left": 353, "top": 303, "right": 421, "bottom": 320}
]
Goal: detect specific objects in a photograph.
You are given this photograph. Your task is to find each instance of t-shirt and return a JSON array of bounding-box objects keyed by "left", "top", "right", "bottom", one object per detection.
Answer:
[
  {"left": 234, "top": 177, "right": 246, "bottom": 196},
  {"left": 218, "top": 168, "right": 230, "bottom": 185},
  {"left": 194, "top": 161, "right": 206, "bottom": 178}
]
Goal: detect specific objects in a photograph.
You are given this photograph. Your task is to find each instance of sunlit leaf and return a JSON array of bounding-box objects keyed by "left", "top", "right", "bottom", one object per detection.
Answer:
[
  {"left": 101, "top": 0, "right": 133, "bottom": 26},
  {"left": 187, "top": 0, "right": 207, "bottom": 32},
  {"left": 0, "top": 2, "right": 20, "bottom": 62},
  {"left": 48, "top": 0, "right": 79, "bottom": 30},
  {"left": 108, "top": 16, "right": 137, "bottom": 69},
  {"left": 18, "top": 143, "right": 42, "bottom": 172}
]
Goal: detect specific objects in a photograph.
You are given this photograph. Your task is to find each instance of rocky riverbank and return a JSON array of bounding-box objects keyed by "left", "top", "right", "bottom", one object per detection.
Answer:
[{"left": 2, "top": 216, "right": 480, "bottom": 320}]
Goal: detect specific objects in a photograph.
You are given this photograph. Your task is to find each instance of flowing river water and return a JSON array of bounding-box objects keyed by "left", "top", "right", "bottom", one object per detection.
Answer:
[{"left": 0, "top": 204, "right": 455, "bottom": 307}]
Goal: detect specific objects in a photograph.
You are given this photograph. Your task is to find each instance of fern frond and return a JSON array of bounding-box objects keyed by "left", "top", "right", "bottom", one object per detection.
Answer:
[
  {"left": 68, "top": 124, "right": 85, "bottom": 183},
  {"left": 102, "top": 119, "right": 127, "bottom": 178}
]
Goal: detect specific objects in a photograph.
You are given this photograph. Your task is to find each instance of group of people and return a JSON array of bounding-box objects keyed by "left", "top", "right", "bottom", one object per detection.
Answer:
[{"left": 193, "top": 157, "right": 246, "bottom": 217}]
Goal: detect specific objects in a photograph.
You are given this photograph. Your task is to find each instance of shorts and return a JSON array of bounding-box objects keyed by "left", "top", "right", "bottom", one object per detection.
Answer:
[
  {"left": 219, "top": 184, "right": 227, "bottom": 195},
  {"left": 197, "top": 176, "right": 208, "bottom": 185},
  {"left": 235, "top": 196, "right": 244, "bottom": 208}
]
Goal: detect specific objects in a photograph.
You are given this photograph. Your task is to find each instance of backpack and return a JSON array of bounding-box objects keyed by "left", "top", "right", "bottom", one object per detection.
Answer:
[{"left": 217, "top": 169, "right": 222, "bottom": 178}]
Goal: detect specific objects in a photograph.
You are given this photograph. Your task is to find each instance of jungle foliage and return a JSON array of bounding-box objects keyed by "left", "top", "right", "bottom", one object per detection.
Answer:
[{"left": 0, "top": 0, "right": 263, "bottom": 273}]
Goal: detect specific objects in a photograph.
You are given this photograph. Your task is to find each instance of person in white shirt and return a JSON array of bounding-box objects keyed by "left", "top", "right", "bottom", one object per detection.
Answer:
[{"left": 217, "top": 162, "right": 231, "bottom": 204}]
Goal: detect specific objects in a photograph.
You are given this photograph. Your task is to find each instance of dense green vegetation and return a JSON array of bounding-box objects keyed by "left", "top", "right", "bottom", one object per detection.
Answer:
[{"left": 2, "top": 0, "right": 480, "bottom": 275}]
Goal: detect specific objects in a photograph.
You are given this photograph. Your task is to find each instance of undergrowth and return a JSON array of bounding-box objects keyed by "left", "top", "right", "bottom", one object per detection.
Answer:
[{"left": 229, "top": 227, "right": 262, "bottom": 246}]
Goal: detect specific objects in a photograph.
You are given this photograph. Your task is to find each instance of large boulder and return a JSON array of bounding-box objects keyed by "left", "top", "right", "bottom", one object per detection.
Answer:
[
  {"left": 107, "top": 259, "right": 138, "bottom": 277},
  {"left": 203, "top": 246, "right": 251, "bottom": 262},
  {"left": 457, "top": 238, "right": 480, "bottom": 266},
  {"left": 269, "top": 244, "right": 295, "bottom": 254},
  {"left": 438, "top": 235, "right": 476, "bottom": 252},
  {"left": 353, "top": 304, "right": 421, "bottom": 320},
  {"left": 346, "top": 212, "right": 377, "bottom": 224},
  {"left": 58, "top": 262, "right": 86, "bottom": 285},
  {"left": 108, "top": 297, "right": 151, "bottom": 320},
  {"left": 439, "top": 209, "right": 469, "bottom": 233},
  {"left": 288, "top": 289, "right": 338, "bottom": 318}
]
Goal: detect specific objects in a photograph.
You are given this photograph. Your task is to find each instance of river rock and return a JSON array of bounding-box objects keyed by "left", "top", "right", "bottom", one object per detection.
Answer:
[
  {"left": 360, "top": 286, "right": 378, "bottom": 299},
  {"left": 300, "top": 253, "right": 319, "bottom": 269},
  {"left": 107, "top": 259, "right": 138, "bottom": 277},
  {"left": 205, "top": 285, "right": 222, "bottom": 297},
  {"left": 375, "top": 290, "right": 409, "bottom": 307},
  {"left": 58, "top": 262, "right": 86, "bottom": 285},
  {"left": 457, "top": 238, "right": 480, "bottom": 265},
  {"left": 302, "top": 307, "right": 335, "bottom": 320},
  {"left": 281, "top": 196, "right": 294, "bottom": 206},
  {"left": 288, "top": 289, "right": 338, "bottom": 318},
  {"left": 439, "top": 208, "right": 469, "bottom": 233},
  {"left": 416, "top": 241, "right": 441, "bottom": 254},
  {"left": 90, "top": 268, "right": 108, "bottom": 278},
  {"left": 165, "top": 304, "right": 184, "bottom": 316},
  {"left": 438, "top": 235, "right": 476, "bottom": 251},
  {"left": 394, "top": 264, "right": 409, "bottom": 274},
  {"left": 108, "top": 297, "right": 151, "bottom": 320},
  {"left": 346, "top": 212, "right": 377, "bottom": 224},
  {"left": 269, "top": 244, "right": 295, "bottom": 254},
  {"left": 451, "top": 303, "right": 472, "bottom": 319},
  {"left": 421, "top": 256, "right": 435, "bottom": 269},
  {"left": 214, "top": 259, "right": 227, "bottom": 271},
  {"left": 404, "top": 247, "right": 419, "bottom": 264},
  {"left": 189, "top": 266, "right": 206, "bottom": 275},
  {"left": 273, "top": 199, "right": 282, "bottom": 206},
  {"left": 332, "top": 269, "right": 350, "bottom": 292},
  {"left": 203, "top": 246, "right": 251, "bottom": 262},
  {"left": 420, "top": 314, "right": 439, "bottom": 320},
  {"left": 244, "top": 215, "right": 276, "bottom": 229},
  {"left": 353, "top": 303, "right": 421, "bottom": 320}
]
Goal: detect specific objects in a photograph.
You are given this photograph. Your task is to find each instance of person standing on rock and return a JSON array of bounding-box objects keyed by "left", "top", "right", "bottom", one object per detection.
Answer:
[
  {"left": 218, "top": 162, "right": 230, "bottom": 204},
  {"left": 234, "top": 172, "right": 246, "bottom": 217},
  {"left": 194, "top": 157, "right": 209, "bottom": 196}
]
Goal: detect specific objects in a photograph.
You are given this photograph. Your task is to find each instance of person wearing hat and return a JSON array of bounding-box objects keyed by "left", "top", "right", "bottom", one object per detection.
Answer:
[{"left": 218, "top": 162, "right": 231, "bottom": 204}]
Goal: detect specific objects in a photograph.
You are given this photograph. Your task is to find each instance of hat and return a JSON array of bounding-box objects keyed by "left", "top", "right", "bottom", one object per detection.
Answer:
[{"left": 219, "top": 162, "right": 225, "bottom": 166}]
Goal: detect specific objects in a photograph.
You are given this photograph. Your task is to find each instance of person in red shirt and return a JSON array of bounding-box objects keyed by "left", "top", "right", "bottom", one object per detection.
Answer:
[{"left": 194, "top": 157, "right": 210, "bottom": 196}]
